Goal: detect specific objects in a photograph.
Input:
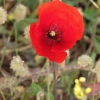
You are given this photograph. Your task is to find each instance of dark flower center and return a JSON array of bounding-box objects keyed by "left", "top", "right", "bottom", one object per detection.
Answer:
[
  {"left": 42, "top": 24, "right": 62, "bottom": 45},
  {"left": 48, "top": 31, "right": 56, "bottom": 39}
]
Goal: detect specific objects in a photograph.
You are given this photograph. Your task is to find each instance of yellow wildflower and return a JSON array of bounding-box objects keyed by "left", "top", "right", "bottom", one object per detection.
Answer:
[
  {"left": 74, "top": 85, "right": 84, "bottom": 99},
  {"left": 79, "top": 77, "right": 86, "bottom": 82},
  {"left": 85, "top": 87, "right": 91, "bottom": 94}
]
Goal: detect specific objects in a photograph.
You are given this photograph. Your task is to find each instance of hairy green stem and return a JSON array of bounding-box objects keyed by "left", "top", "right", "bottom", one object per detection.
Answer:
[
  {"left": 35, "top": 59, "right": 48, "bottom": 81},
  {"left": 0, "top": 47, "right": 6, "bottom": 70},
  {"left": 14, "top": 22, "right": 18, "bottom": 55},
  {"left": 47, "top": 60, "right": 50, "bottom": 100},
  {"left": 0, "top": 90, "right": 6, "bottom": 100},
  {"left": 3, "top": 0, "right": 6, "bottom": 9},
  {"left": 53, "top": 62, "right": 57, "bottom": 100},
  {"left": 0, "top": 22, "right": 16, "bottom": 70}
]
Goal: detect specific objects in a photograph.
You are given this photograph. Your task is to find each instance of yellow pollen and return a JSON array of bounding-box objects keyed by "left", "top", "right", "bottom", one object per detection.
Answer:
[{"left": 50, "top": 31, "right": 56, "bottom": 37}]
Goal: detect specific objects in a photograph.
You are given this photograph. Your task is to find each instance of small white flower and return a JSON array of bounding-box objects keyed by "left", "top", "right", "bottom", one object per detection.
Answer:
[
  {"left": 94, "top": 60, "right": 100, "bottom": 83},
  {"left": 14, "top": 4, "right": 27, "bottom": 21},
  {"left": 66, "top": 50, "right": 70, "bottom": 57},
  {"left": 36, "top": 91, "right": 45, "bottom": 100},
  {"left": 96, "top": 73, "right": 100, "bottom": 83},
  {"left": 16, "top": 86, "right": 25, "bottom": 93},
  {"left": 95, "top": 60, "right": 100, "bottom": 71},
  {"left": 0, "top": 7, "right": 7, "bottom": 25},
  {"left": 78, "top": 54, "right": 92, "bottom": 67},
  {"left": 77, "top": 7, "right": 83, "bottom": 15},
  {"left": 10, "top": 56, "right": 24, "bottom": 71},
  {"left": 10, "top": 56, "right": 31, "bottom": 77},
  {"left": 24, "top": 25, "right": 30, "bottom": 39},
  {"left": 0, "top": 77, "right": 17, "bottom": 89}
]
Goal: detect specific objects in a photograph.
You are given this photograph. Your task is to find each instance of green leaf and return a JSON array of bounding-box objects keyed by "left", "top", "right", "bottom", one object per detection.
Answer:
[
  {"left": 46, "top": 92, "right": 54, "bottom": 100},
  {"left": 91, "top": 51, "right": 96, "bottom": 64},
  {"left": 30, "top": 83, "right": 43, "bottom": 95},
  {"left": 95, "top": 35, "right": 100, "bottom": 53},
  {"left": 22, "top": 0, "right": 38, "bottom": 9},
  {"left": 0, "top": 25, "right": 4, "bottom": 34},
  {"left": 84, "top": 8, "right": 96, "bottom": 21},
  {"left": 63, "top": 0, "right": 76, "bottom": 6},
  {"left": 17, "top": 18, "right": 37, "bottom": 31}
]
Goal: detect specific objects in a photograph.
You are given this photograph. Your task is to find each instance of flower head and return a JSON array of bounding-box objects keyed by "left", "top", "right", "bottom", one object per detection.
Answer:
[
  {"left": 74, "top": 86, "right": 84, "bottom": 99},
  {"left": 74, "top": 77, "right": 91, "bottom": 99},
  {"left": 79, "top": 77, "right": 86, "bottom": 82},
  {"left": 14, "top": 4, "right": 26, "bottom": 21},
  {"left": 78, "top": 54, "right": 92, "bottom": 67},
  {"left": 24, "top": 25, "right": 30, "bottom": 39},
  {"left": 30, "top": 0, "right": 84, "bottom": 63},
  {"left": 10, "top": 56, "right": 31, "bottom": 77},
  {"left": 0, "top": 7, "right": 7, "bottom": 25},
  {"left": 94, "top": 60, "right": 100, "bottom": 83},
  {"left": 85, "top": 87, "right": 91, "bottom": 94},
  {"left": 36, "top": 91, "right": 45, "bottom": 100}
]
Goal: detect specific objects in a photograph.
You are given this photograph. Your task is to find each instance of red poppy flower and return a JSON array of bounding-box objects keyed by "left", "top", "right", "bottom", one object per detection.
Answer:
[{"left": 30, "top": 0, "right": 84, "bottom": 63}]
